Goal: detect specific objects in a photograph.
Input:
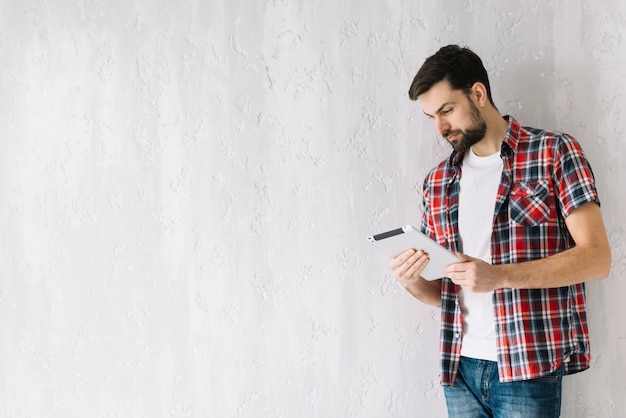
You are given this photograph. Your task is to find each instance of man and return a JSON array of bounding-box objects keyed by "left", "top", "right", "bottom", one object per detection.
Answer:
[{"left": 390, "top": 45, "right": 611, "bottom": 417}]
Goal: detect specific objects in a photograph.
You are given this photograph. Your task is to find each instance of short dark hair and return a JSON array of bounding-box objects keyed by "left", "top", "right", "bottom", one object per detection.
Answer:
[{"left": 408, "top": 45, "right": 495, "bottom": 106}]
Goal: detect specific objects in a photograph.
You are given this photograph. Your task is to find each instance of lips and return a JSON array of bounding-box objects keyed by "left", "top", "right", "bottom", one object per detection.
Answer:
[{"left": 445, "top": 131, "right": 460, "bottom": 141}]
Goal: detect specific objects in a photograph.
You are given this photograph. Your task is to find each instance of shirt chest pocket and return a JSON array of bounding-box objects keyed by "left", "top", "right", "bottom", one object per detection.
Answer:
[{"left": 509, "top": 180, "right": 551, "bottom": 227}]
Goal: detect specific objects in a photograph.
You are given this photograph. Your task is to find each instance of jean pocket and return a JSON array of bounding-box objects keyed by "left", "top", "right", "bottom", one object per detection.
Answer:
[{"left": 509, "top": 180, "right": 551, "bottom": 227}]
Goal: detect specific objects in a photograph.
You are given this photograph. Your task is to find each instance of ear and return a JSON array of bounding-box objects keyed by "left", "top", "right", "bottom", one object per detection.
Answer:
[{"left": 470, "top": 82, "right": 489, "bottom": 107}]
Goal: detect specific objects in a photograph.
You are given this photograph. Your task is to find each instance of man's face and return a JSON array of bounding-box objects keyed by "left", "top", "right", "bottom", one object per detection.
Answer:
[{"left": 418, "top": 80, "right": 486, "bottom": 153}]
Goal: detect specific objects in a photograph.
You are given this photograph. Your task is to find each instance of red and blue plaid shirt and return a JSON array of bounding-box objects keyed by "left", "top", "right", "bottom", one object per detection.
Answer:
[{"left": 420, "top": 116, "right": 599, "bottom": 385}]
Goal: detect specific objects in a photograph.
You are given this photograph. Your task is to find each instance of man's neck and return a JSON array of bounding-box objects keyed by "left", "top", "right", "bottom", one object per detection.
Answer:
[{"left": 471, "top": 111, "right": 508, "bottom": 156}]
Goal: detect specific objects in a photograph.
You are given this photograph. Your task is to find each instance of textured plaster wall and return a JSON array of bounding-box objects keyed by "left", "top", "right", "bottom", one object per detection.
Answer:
[{"left": 0, "top": 1, "right": 625, "bottom": 417}]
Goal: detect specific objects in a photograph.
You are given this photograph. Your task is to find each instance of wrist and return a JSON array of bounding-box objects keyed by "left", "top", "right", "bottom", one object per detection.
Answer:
[{"left": 496, "top": 263, "right": 515, "bottom": 289}]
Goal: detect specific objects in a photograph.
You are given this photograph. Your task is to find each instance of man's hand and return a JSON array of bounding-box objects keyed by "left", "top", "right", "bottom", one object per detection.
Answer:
[
  {"left": 444, "top": 253, "right": 501, "bottom": 293},
  {"left": 389, "top": 249, "right": 442, "bottom": 307},
  {"left": 390, "top": 248, "right": 430, "bottom": 286}
]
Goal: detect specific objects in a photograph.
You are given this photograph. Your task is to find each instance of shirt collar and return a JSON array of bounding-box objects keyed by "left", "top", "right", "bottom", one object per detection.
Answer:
[{"left": 501, "top": 115, "right": 520, "bottom": 157}]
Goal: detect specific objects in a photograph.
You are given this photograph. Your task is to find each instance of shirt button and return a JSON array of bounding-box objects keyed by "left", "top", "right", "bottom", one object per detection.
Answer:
[{"left": 454, "top": 333, "right": 461, "bottom": 339}]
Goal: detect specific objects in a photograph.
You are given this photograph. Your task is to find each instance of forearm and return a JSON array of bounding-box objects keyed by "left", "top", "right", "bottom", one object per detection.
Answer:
[
  {"left": 403, "top": 278, "right": 442, "bottom": 307},
  {"left": 498, "top": 243, "right": 611, "bottom": 289},
  {"left": 446, "top": 202, "right": 612, "bottom": 292}
]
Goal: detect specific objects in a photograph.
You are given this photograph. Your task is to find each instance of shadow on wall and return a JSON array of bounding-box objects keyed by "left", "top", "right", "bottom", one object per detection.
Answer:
[
  {"left": 500, "top": 47, "right": 613, "bottom": 399},
  {"left": 500, "top": 50, "right": 602, "bottom": 145}
]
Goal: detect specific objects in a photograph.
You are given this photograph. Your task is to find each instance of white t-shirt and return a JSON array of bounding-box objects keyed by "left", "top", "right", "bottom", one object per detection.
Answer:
[{"left": 457, "top": 149, "right": 503, "bottom": 361}]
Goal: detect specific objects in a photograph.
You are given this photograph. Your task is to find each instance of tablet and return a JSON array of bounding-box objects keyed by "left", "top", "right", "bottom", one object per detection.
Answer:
[{"left": 367, "top": 225, "right": 460, "bottom": 280}]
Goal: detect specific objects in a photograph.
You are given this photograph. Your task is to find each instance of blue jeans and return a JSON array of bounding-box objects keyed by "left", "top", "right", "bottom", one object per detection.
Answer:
[{"left": 443, "top": 357, "right": 563, "bottom": 417}]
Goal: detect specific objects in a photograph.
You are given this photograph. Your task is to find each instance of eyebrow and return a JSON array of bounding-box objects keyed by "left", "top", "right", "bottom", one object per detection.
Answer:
[{"left": 423, "top": 101, "right": 455, "bottom": 118}]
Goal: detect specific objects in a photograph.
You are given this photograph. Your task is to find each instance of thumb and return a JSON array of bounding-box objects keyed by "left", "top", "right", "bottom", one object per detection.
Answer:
[{"left": 454, "top": 252, "right": 476, "bottom": 262}]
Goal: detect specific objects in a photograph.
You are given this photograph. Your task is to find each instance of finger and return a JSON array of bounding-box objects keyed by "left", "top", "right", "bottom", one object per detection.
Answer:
[
  {"left": 444, "top": 268, "right": 468, "bottom": 282},
  {"left": 406, "top": 249, "right": 425, "bottom": 263},
  {"left": 444, "top": 259, "right": 469, "bottom": 274},
  {"left": 395, "top": 257, "right": 415, "bottom": 277},
  {"left": 389, "top": 249, "right": 415, "bottom": 268},
  {"left": 391, "top": 249, "right": 426, "bottom": 270},
  {"left": 454, "top": 252, "right": 475, "bottom": 262},
  {"left": 408, "top": 254, "right": 429, "bottom": 275},
  {"left": 400, "top": 252, "right": 428, "bottom": 279},
  {"left": 405, "top": 250, "right": 428, "bottom": 270},
  {"left": 444, "top": 265, "right": 459, "bottom": 276}
]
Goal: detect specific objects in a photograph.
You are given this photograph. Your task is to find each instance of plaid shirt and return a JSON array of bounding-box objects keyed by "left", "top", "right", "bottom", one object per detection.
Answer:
[{"left": 420, "top": 116, "right": 599, "bottom": 385}]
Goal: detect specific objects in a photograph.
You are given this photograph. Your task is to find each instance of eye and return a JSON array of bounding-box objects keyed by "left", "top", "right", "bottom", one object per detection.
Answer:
[{"left": 441, "top": 107, "right": 453, "bottom": 115}]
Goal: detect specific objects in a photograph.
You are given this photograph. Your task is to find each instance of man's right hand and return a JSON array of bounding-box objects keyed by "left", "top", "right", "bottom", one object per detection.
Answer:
[
  {"left": 390, "top": 248, "right": 430, "bottom": 284},
  {"left": 389, "top": 249, "right": 441, "bottom": 307}
]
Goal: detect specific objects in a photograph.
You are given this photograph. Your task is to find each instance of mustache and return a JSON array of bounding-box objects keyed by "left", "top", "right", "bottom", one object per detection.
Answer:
[{"left": 443, "top": 129, "right": 462, "bottom": 139}]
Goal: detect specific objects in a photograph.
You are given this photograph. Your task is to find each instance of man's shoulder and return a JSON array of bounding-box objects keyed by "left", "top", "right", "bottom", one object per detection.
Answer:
[
  {"left": 513, "top": 119, "right": 576, "bottom": 144},
  {"left": 505, "top": 116, "right": 578, "bottom": 148},
  {"left": 513, "top": 123, "right": 582, "bottom": 154}
]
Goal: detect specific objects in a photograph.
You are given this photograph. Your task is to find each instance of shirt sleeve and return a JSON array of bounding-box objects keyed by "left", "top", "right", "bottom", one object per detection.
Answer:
[
  {"left": 420, "top": 175, "right": 433, "bottom": 237},
  {"left": 552, "top": 133, "right": 600, "bottom": 219}
]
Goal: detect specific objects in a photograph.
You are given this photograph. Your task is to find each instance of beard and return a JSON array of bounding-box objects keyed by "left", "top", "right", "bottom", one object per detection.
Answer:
[{"left": 443, "top": 102, "right": 487, "bottom": 153}]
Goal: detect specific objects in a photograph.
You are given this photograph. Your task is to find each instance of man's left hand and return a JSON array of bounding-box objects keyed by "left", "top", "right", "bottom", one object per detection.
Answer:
[{"left": 444, "top": 253, "right": 501, "bottom": 293}]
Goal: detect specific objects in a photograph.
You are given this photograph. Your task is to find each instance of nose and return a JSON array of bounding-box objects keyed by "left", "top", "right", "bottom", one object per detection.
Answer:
[{"left": 434, "top": 117, "right": 450, "bottom": 136}]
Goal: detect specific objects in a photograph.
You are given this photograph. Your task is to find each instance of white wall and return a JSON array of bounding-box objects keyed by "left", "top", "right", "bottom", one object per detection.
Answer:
[{"left": 1, "top": 1, "right": 625, "bottom": 417}]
